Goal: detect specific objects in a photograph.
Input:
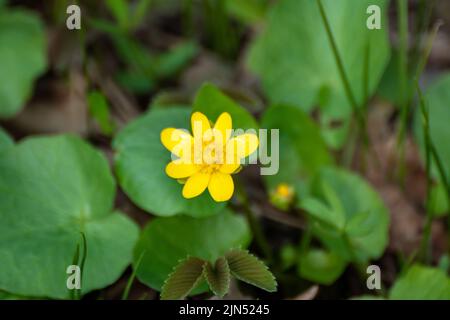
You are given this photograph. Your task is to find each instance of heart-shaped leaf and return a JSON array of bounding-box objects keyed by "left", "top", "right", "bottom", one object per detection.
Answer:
[
  {"left": 134, "top": 210, "right": 251, "bottom": 292},
  {"left": 248, "top": 0, "right": 390, "bottom": 147},
  {"left": 0, "top": 135, "right": 139, "bottom": 299},
  {"left": 161, "top": 257, "right": 206, "bottom": 300},
  {"left": 301, "top": 167, "right": 389, "bottom": 263},
  {"left": 225, "top": 249, "right": 277, "bottom": 292},
  {"left": 203, "top": 257, "right": 231, "bottom": 298},
  {"left": 261, "top": 105, "right": 333, "bottom": 203},
  {"left": 0, "top": 8, "right": 47, "bottom": 118},
  {"left": 193, "top": 83, "right": 258, "bottom": 131},
  {"left": 389, "top": 265, "right": 450, "bottom": 300},
  {"left": 113, "top": 107, "right": 225, "bottom": 217}
]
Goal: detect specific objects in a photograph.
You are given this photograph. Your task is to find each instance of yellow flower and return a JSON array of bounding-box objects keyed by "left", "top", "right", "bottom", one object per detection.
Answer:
[
  {"left": 161, "top": 111, "right": 259, "bottom": 202},
  {"left": 270, "top": 183, "right": 295, "bottom": 211}
]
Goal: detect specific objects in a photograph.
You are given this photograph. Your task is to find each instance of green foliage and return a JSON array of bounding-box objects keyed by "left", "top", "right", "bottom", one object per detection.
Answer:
[
  {"left": 0, "top": 135, "right": 139, "bottom": 298},
  {"left": 248, "top": 0, "right": 390, "bottom": 148},
  {"left": 389, "top": 265, "right": 450, "bottom": 300},
  {"left": 87, "top": 91, "right": 116, "bottom": 136},
  {"left": 301, "top": 167, "right": 389, "bottom": 263},
  {"left": 0, "top": 8, "right": 47, "bottom": 118},
  {"left": 226, "top": 0, "right": 268, "bottom": 24},
  {"left": 298, "top": 249, "right": 346, "bottom": 285},
  {"left": 225, "top": 249, "right": 277, "bottom": 292},
  {"left": 193, "top": 83, "right": 259, "bottom": 131},
  {"left": 133, "top": 210, "right": 251, "bottom": 292},
  {"left": 0, "top": 127, "right": 13, "bottom": 152},
  {"left": 261, "top": 105, "right": 333, "bottom": 203},
  {"left": 203, "top": 257, "right": 231, "bottom": 298},
  {"left": 414, "top": 73, "right": 450, "bottom": 192},
  {"left": 114, "top": 107, "right": 225, "bottom": 217},
  {"left": 161, "top": 257, "right": 206, "bottom": 300}
]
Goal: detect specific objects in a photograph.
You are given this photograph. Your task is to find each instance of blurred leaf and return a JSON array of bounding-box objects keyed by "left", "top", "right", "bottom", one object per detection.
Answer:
[
  {"left": 114, "top": 107, "right": 225, "bottom": 217},
  {"left": 414, "top": 73, "right": 450, "bottom": 188},
  {"left": 225, "top": 249, "right": 277, "bottom": 292},
  {"left": 302, "top": 167, "right": 389, "bottom": 263},
  {"left": 161, "top": 257, "right": 206, "bottom": 300},
  {"left": 0, "top": 127, "right": 13, "bottom": 152},
  {"left": 87, "top": 91, "right": 115, "bottom": 136},
  {"left": 154, "top": 41, "right": 199, "bottom": 79},
  {"left": 0, "top": 135, "right": 139, "bottom": 298},
  {"left": 105, "top": 0, "right": 130, "bottom": 30},
  {"left": 226, "top": 0, "right": 268, "bottom": 24},
  {"left": 248, "top": 0, "right": 390, "bottom": 148},
  {"left": 261, "top": 105, "right": 333, "bottom": 202},
  {"left": 298, "top": 248, "right": 346, "bottom": 285},
  {"left": 133, "top": 210, "right": 251, "bottom": 292},
  {"left": 193, "top": 83, "right": 259, "bottom": 131},
  {"left": 203, "top": 257, "right": 231, "bottom": 298},
  {"left": 389, "top": 265, "right": 450, "bottom": 300},
  {"left": 0, "top": 9, "right": 47, "bottom": 118},
  {"left": 428, "top": 183, "right": 448, "bottom": 217}
]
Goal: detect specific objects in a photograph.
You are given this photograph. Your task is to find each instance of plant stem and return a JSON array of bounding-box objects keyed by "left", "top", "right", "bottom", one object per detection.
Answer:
[
  {"left": 122, "top": 250, "right": 146, "bottom": 300},
  {"left": 316, "top": 0, "right": 369, "bottom": 150},
  {"left": 395, "top": 0, "right": 409, "bottom": 184}
]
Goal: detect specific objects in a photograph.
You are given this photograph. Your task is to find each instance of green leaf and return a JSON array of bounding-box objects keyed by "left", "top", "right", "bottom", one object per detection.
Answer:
[
  {"left": 389, "top": 265, "right": 450, "bottom": 300},
  {"left": 105, "top": 0, "right": 130, "bottom": 30},
  {"left": 154, "top": 41, "right": 198, "bottom": 79},
  {"left": 414, "top": 73, "right": 450, "bottom": 187},
  {"left": 193, "top": 83, "right": 258, "bottom": 131},
  {"left": 113, "top": 107, "right": 226, "bottom": 217},
  {"left": 203, "top": 257, "right": 231, "bottom": 298},
  {"left": 248, "top": 0, "right": 390, "bottom": 148},
  {"left": 0, "top": 9, "right": 47, "bottom": 118},
  {"left": 87, "top": 91, "right": 115, "bottom": 136},
  {"left": 161, "top": 257, "right": 206, "bottom": 300},
  {"left": 134, "top": 210, "right": 251, "bottom": 292},
  {"left": 0, "top": 127, "right": 13, "bottom": 152},
  {"left": 0, "top": 135, "right": 139, "bottom": 298},
  {"left": 225, "top": 249, "right": 277, "bottom": 292},
  {"left": 298, "top": 249, "right": 346, "bottom": 285},
  {"left": 428, "top": 183, "right": 448, "bottom": 217},
  {"left": 226, "top": 0, "right": 268, "bottom": 25},
  {"left": 261, "top": 105, "right": 333, "bottom": 202},
  {"left": 303, "top": 167, "right": 389, "bottom": 263}
]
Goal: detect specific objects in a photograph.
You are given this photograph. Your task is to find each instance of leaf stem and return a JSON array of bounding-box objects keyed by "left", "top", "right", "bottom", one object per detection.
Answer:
[{"left": 122, "top": 250, "right": 146, "bottom": 300}]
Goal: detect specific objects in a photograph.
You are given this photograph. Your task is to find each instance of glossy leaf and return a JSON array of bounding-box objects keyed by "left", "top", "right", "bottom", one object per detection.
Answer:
[
  {"left": 298, "top": 249, "right": 346, "bottom": 285},
  {"left": 0, "top": 127, "right": 13, "bottom": 152},
  {"left": 114, "top": 107, "right": 225, "bottom": 217},
  {"left": 0, "top": 135, "right": 139, "bottom": 298}
]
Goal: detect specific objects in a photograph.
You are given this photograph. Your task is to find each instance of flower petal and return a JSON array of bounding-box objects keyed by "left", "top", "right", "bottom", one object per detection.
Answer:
[
  {"left": 165, "top": 160, "right": 199, "bottom": 179},
  {"left": 220, "top": 163, "right": 240, "bottom": 174},
  {"left": 191, "top": 112, "right": 211, "bottom": 139},
  {"left": 208, "top": 172, "right": 234, "bottom": 202},
  {"left": 225, "top": 133, "right": 259, "bottom": 162},
  {"left": 182, "top": 172, "right": 210, "bottom": 199},
  {"left": 161, "top": 128, "right": 193, "bottom": 157},
  {"left": 213, "top": 112, "right": 232, "bottom": 146}
]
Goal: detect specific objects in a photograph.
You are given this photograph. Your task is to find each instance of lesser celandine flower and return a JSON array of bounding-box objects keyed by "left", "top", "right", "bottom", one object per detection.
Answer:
[
  {"left": 161, "top": 111, "right": 258, "bottom": 202},
  {"left": 270, "top": 183, "right": 295, "bottom": 211}
]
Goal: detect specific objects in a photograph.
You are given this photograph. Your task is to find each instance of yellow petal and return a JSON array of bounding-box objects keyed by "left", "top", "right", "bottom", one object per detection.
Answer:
[
  {"left": 165, "top": 160, "right": 199, "bottom": 179},
  {"left": 161, "top": 128, "right": 193, "bottom": 157},
  {"left": 225, "top": 133, "right": 259, "bottom": 162},
  {"left": 182, "top": 172, "right": 210, "bottom": 199},
  {"left": 220, "top": 163, "right": 240, "bottom": 174},
  {"left": 191, "top": 112, "right": 211, "bottom": 139},
  {"left": 213, "top": 112, "right": 232, "bottom": 146},
  {"left": 208, "top": 172, "right": 234, "bottom": 202}
]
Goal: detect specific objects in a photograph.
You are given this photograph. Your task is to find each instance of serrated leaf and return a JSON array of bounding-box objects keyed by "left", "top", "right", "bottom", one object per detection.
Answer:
[
  {"left": 161, "top": 257, "right": 206, "bottom": 300},
  {"left": 203, "top": 257, "right": 230, "bottom": 298},
  {"left": 225, "top": 249, "right": 277, "bottom": 292}
]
